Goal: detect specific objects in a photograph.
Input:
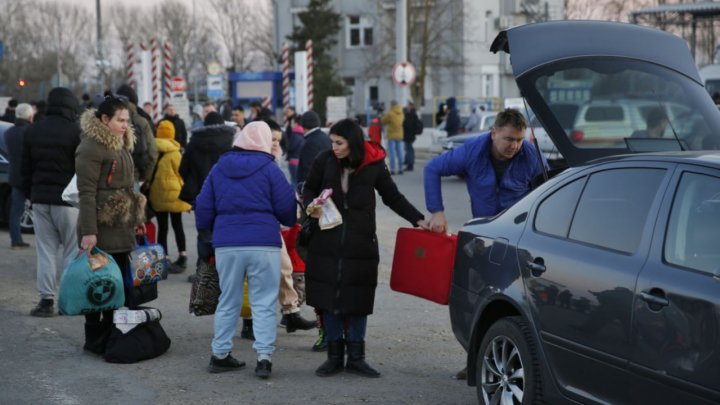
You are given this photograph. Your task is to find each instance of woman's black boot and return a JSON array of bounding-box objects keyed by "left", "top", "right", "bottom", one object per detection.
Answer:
[
  {"left": 345, "top": 341, "right": 380, "bottom": 378},
  {"left": 315, "top": 340, "right": 345, "bottom": 377}
]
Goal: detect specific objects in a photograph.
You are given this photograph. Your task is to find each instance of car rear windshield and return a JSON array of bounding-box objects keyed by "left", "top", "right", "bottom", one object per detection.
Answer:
[{"left": 527, "top": 58, "right": 720, "bottom": 152}]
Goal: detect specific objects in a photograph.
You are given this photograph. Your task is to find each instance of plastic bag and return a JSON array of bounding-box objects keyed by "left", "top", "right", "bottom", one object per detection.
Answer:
[
  {"left": 58, "top": 248, "right": 125, "bottom": 315},
  {"left": 306, "top": 188, "right": 343, "bottom": 230},
  {"left": 127, "top": 236, "right": 170, "bottom": 287},
  {"left": 61, "top": 174, "right": 79, "bottom": 208},
  {"left": 319, "top": 197, "right": 343, "bottom": 230}
]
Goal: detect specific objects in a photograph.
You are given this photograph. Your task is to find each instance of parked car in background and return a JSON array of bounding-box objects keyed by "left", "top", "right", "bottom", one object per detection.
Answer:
[
  {"left": 450, "top": 20, "right": 720, "bottom": 404},
  {"left": 526, "top": 102, "right": 580, "bottom": 162},
  {"left": 438, "top": 112, "right": 498, "bottom": 153},
  {"left": 0, "top": 121, "right": 33, "bottom": 233}
]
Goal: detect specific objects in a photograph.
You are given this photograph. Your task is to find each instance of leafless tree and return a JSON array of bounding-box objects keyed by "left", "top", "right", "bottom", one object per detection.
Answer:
[
  {"left": 247, "top": 4, "right": 278, "bottom": 70},
  {"left": 151, "top": 0, "right": 219, "bottom": 80},
  {"left": 364, "top": 0, "right": 467, "bottom": 106}
]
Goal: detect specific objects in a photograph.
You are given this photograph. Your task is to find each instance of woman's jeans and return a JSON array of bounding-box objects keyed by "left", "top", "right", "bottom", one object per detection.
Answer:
[
  {"left": 213, "top": 247, "right": 281, "bottom": 357},
  {"left": 323, "top": 313, "right": 367, "bottom": 343},
  {"left": 404, "top": 140, "right": 415, "bottom": 169},
  {"left": 387, "top": 139, "right": 405, "bottom": 173}
]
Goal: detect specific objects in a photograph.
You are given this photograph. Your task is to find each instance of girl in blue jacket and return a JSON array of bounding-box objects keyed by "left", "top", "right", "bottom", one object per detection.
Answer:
[{"left": 195, "top": 121, "right": 297, "bottom": 379}]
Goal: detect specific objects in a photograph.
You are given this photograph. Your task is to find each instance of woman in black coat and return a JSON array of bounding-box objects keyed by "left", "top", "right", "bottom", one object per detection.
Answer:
[{"left": 303, "top": 119, "right": 428, "bottom": 378}]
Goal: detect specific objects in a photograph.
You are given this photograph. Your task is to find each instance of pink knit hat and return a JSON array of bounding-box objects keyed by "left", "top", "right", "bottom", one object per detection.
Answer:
[{"left": 233, "top": 121, "right": 272, "bottom": 154}]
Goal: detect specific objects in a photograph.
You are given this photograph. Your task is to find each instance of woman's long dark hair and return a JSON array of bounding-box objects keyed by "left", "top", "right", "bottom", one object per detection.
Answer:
[
  {"left": 329, "top": 118, "right": 365, "bottom": 169},
  {"left": 95, "top": 95, "right": 128, "bottom": 121}
]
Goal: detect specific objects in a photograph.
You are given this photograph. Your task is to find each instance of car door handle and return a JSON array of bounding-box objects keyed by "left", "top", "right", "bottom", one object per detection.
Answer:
[
  {"left": 526, "top": 260, "right": 546, "bottom": 275},
  {"left": 639, "top": 291, "right": 669, "bottom": 308}
]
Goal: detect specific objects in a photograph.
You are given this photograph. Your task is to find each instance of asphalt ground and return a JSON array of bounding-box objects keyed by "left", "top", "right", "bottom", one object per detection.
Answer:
[{"left": 0, "top": 155, "right": 478, "bottom": 405}]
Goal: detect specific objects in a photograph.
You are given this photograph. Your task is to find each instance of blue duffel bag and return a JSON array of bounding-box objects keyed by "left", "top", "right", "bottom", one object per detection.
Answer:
[{"left": 58, "top": 248, "right": 125, "bottom": 315}]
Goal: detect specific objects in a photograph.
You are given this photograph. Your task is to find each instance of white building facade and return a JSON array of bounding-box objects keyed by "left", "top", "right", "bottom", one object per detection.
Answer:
[{"left": 272, "top": 0, "right": 564, "bottom": 117}]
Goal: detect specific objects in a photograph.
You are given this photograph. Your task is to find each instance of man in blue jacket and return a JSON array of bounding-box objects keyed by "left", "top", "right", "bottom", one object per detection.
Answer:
[
  {"left": 424, "top": 108, "right": 546, "bottom": 234},
  {"left": 424, "top": 108, "right": 545, "bottom": 380}
]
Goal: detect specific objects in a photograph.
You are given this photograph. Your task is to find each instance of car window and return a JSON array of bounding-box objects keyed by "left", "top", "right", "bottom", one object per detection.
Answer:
[
  {"left": 534, "top": 177, "right": 585, "bottom": 237},
  {"left": 665, "top": 172, "right": 720, "bottom": 274},
  {"left": 568, "top": 168, "right": 666, "bottom": 254},
  {"left": 482, "top": 115, "right": 496, "bottom": 130},
  {"left": 584, "top": 106, "right": 624, "bottom": 121},
  {"left": 529, "top": 58, "right": 720, "bottom": 152}
]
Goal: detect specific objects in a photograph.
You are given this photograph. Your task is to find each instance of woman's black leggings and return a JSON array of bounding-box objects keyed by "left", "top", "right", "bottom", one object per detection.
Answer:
[{"left": 156, "top": 211, "right": 186, "bottom": 255}]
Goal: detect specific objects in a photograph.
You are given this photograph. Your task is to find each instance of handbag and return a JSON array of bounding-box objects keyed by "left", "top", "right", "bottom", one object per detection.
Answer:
[
  {"left": 61, "top": 174, "right": 79, "bottom": 207},
  {"left": 58, "top": 248, "right": 125, "bottom": 315},
  {"left": 189, "top": 257, "right": 221, "bottom": 316},
  {"left": 297, "top": 216, "right": 317, "bottom": 249},
  {"left": 127, "top": 236, "right": 170, "bottom": 287}
]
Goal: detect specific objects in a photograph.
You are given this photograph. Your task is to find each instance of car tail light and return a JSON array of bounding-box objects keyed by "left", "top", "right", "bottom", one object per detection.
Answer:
[{"left": 570, "top": 130, "right": 584, "bottom": 143}]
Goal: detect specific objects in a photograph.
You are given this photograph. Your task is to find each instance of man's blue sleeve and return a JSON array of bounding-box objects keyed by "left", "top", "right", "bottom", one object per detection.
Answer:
[{"left": 424, "top": 144, "right": 472, "bottom": 213}]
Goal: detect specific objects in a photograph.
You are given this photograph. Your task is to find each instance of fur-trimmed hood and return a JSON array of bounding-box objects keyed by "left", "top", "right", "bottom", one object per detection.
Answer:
[{"left": 80, "top": 109, "right": 136, "bottom": 152}]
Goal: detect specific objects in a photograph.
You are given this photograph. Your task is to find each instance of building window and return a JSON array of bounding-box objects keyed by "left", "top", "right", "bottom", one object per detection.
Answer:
[
  {"left": 369, "top": 85, "right": 379, "bottom": 103},
  {"left": 347, "top": 15, "right": 373, "bottom": 48},
  {"left": 344, "top": 77, "right": 356, "bottom": 87}
]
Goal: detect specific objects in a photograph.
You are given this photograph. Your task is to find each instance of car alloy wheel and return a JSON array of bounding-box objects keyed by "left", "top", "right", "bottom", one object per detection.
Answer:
[{"left": 477, "top": 316, "right": 540, "bottom": 405}]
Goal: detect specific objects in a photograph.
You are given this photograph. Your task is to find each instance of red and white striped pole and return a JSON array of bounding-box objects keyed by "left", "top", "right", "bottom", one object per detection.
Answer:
[
  {"left": 306, "top": 39, "right": 313, "bottom": 111},
  {"left": 282, "top": 42, "right": 290, "bottom": 125},
  {"left": 150, "top": 38, "right": 160, "bottom": 122},
  {"left": 262, "top": 96, "right": 272, "bottom": 109},
  {"left": 163, "top": 40, "right": 172, "bottom": 110},
  {"left": 126, "top": 42, "right": 135, "bottom": 89}
]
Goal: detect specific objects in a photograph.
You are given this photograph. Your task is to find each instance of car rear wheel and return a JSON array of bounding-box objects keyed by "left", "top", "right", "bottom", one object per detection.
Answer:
[{"left": 476, "top": 316, "right": 541, "bottom": 405}]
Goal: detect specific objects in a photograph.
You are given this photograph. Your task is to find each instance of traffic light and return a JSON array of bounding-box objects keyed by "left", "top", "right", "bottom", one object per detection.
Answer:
[{"left": 17, "top": 79, "right": 26, "bottom": 87}]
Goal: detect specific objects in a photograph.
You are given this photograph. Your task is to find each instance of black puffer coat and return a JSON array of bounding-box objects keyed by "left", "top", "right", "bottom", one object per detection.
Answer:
[
  {"left": 21, "top": 87, "right": 81, "bottom": 205},
  {"left": 5, "top": 118, "right": 31, "bottom": 188},
  {"left": 303, "top": 144, "right": 424, "bottom": 315},
  {"left": 178, "top": 124, "right": 234, "bottom": 205}
]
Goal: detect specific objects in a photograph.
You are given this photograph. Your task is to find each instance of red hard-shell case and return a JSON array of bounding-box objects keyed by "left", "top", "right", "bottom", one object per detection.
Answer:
[{"left": 390, "top": 228, "right": 458, "bottom": 305}]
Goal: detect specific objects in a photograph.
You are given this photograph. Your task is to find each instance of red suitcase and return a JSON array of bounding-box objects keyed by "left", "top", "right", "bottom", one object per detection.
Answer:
[{"left": 390, "top": 228, "right": 458, "bottom": 305}]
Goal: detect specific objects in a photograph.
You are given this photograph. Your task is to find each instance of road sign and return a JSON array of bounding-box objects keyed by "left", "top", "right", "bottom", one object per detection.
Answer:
[
  {"left": 207, "top": 74, "right": 225, "bottom": 100},
  {"left": 0, "top": 41, "right": 4, "bottom": 60},
  {"left": 392, "top": 61, "right": 416, "bottom": 86},
  {"left": 170, "top": 76, "right": 186, "bottom": 92},
  {"left": 207, "top": 62, "right": 222, "bottom": 75}
]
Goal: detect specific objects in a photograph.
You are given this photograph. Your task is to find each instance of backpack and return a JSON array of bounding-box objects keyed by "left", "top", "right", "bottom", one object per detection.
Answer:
[
  {"left": 130, "top": 111, "right": 152, "bottom": 179},
  {"left": 414, "top": 115, "right": 424, "bottom": 136}
]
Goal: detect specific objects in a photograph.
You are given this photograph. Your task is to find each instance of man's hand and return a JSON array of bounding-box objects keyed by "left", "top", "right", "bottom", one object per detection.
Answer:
[
  {"left": 428, "top": 211, "right": 448, "bottom": 234},
  {"left": 80, "top": 235, "right": 97, "bottom": 251}
]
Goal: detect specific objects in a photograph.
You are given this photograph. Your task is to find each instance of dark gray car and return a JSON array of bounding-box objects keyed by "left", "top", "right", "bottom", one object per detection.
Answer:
[
  {"left": 450, "top": 21, "right": 720, "bottom": 404},
  {"left": 0, "top": 121, "right": 34, "bottom": 232}
]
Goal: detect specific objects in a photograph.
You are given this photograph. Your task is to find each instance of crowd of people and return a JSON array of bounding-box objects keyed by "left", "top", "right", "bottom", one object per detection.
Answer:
[{"left": 5, "top": 85, "right": 545, "bottom": 381}]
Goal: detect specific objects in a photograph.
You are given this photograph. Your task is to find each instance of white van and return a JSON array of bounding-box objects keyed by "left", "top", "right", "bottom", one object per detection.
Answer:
[{"left": 698, "top": 64, "right": 720, "bottom": 97}]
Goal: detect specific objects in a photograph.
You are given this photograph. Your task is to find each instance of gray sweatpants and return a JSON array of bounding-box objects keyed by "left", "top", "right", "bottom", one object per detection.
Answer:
[{"left": 33, "top": 204, "right": 79, "bottom": 300}]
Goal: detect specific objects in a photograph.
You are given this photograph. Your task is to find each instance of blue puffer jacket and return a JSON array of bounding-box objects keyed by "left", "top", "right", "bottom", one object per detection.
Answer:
[
  {"left": 195, "top": 148, "right": 297, "bottom": 248},
  {"left": 424, "top": 132, "right": 546, "bottom": 218}
]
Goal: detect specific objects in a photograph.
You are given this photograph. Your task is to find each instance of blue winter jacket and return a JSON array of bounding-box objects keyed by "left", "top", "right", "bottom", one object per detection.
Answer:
[
  {"left": 195, "top": 149, "right": 297, "bottom": 248},
  {"left": 424, "top": 132, "right": 546, "bottom": 218}
]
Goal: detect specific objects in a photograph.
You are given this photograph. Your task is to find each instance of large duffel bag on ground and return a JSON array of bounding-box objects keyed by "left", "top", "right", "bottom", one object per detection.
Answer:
[{"left": 104, "top": 307, "right": 171, "bottom": 364}]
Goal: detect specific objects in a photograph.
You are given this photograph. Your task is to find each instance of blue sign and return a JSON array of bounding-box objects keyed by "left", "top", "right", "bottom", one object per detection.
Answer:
[
  {"left": 0, "top": 41, "right": 4, "bottom": 59},
  {"left": 207, "top": 74, "right": 225, "bottom": 100}
]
